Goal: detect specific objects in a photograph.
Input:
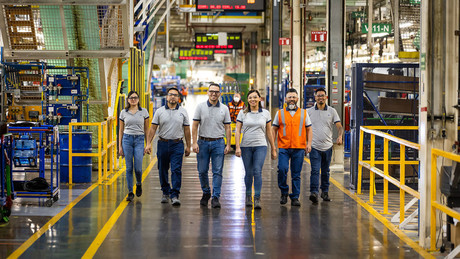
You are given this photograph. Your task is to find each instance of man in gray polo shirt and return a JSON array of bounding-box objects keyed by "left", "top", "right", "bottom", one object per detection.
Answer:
[
  {"left": 145, "top": 87, "right": 191, "bottom": 206},
  {"left": 192, "top": 83, "right": 231, "bottom": 208},
  {"left": 307, "top": 88, "right": 343, "bottom": 203}
]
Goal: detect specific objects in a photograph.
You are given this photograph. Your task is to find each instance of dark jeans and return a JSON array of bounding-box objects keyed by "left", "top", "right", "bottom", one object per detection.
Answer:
[
  {"left": 277, "top": 148, "right": 305, "bottom": 199},
  {"left": 157, "top": 140, "right": 185, "bottom": 198},
  {"left": 241, "top": 146, "right": 267, "bottom": 198},
  {"left": 309, "top": 147, "right": 333, "bottom": 194},
  {"left": 197, "top": 138, "right": 225, "bottom": 198}
]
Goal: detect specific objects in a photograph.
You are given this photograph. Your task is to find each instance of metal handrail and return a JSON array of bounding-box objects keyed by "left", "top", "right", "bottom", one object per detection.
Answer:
[
  {"left": 358, "top": 126, "right": 420, "bottom": 225},
  {"left": 68, "top": 116, "right": 119, "bottom": 185},
  {"left": 430, "top": 149, "right": 460, "bottom": 253}
]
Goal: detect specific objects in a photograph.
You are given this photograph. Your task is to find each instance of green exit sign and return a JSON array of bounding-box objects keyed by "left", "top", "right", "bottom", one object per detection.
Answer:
[
  {"left": 410, "top": 0, "right": 421, "bottom": 4},
  {"left": 352, "top": 12, "right": 366, "bottom": 19},
  {"left": 316, "top": 46, "right": 326, "bottom": 52},
  {"left": 261, "top": 39, "right": 270, "bottom": 44},
  {"left": 362, "top": 23, "right": 392, "bottom": 34}
]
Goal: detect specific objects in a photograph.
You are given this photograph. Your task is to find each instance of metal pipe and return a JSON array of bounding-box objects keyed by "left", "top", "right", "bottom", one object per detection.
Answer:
[{"left": 430, "top": 0, "right": 435, "bottom": 137}]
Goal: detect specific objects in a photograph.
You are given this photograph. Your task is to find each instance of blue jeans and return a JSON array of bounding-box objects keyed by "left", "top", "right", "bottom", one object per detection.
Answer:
[
  {"left": 241, "top": 146, "right": 267, "bottom": 198},
  {"left": 278, "top": 148, "right": 305, "bottom": 199},
  {"left": 309, "top": 147, "right": 333, "bottom": 194},
  {"left": 197, "top": 138, "right": 225, "bottom": 198},
  {"left": 157, "top": 140, "right": 184, "bottom": 198},
  {"left": 122, "top": 134, "right": 144, "bottom": 193}
]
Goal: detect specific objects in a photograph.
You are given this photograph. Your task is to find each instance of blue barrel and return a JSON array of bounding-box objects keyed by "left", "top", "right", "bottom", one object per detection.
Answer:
[{"left": 59, "top": 131, "right": 92, "bottom": 183}]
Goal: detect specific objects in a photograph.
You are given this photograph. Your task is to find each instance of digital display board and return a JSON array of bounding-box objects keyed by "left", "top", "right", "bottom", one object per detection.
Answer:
[
  {"left": 196, "top": 0, "right": 265, "bottom": 11},
  {"left": 195, "top": 33, "right": 242, "bottom": 49},
  {"left": 179, "top": 48, "right": 214, "bottom": 60}
]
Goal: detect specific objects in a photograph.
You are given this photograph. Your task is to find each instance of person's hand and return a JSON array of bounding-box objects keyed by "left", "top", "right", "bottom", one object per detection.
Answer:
[
  {"left": 271, "top": 149, "right": 277, "bottom": 160},
  {"left": 5, "top": 156, "right": 10, "bottom": 165},
  {"left": 224, "top": 145, "right": 231, "bottom": 155},
  {"left": 144, "top": 144, "right": 152, "bottom": 155},
  {"left": 185, "top": 146, "right": 191, "bottom": 156},
  {"left": 305, "top": 145, "right": 312, "bottom": 155},
  {"left": 119, "top": 147, "right": 124, "bottom": 157},
  {"left": 337, "top": 136, "right": 343, "bottom": 145},
  {"left": 192, "top": 143, "right": 199, "bottom": 153},
  {"left": 235, "top": 147, "right": 241, "bottom": 157}
]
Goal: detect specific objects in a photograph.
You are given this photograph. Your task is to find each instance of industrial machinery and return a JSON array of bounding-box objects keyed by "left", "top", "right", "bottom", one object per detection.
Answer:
[{"left": 8, "top": 124, "right": 60, "bottom": 207}]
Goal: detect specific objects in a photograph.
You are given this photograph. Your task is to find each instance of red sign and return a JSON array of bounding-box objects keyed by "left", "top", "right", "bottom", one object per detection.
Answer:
[
  {"left": 311, "top": 31, "right": 327, "bottom": 42},
  {"left": 279, "top": 37, "right": 290, "bottom": 45}
]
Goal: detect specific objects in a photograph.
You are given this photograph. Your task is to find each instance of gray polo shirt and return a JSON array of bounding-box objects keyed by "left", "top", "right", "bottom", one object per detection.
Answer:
[
  {"left": 152, "top": 104, "right": 190, "bottom": 139},
  {"left": 236, "top": 108, "right": 271, "bottom": 147},
  {"left": 193, "top": 100, "right": 231, "bottom": 138},
  {"left": 272, "top": 108, "right": 312, "bottom": 127},
  {"left": 307, "top": 104, "right": 341, "bottom": 151},
  {"left": 119, "top": 108, "right": 150, "bottom": 135}
]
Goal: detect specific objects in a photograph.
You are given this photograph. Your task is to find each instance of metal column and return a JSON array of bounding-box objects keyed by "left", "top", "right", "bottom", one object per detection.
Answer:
[
  {"left": 292, "top": 0, "right": 302, "bottom": 95},
  {"left": 271, "top": 0, "right": 281, "bottom": 115}
]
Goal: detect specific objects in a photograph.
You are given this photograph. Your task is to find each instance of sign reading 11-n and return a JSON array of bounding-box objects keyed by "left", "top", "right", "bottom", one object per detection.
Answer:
[{"left": 362, "top": 23, "right": 392, "bottom": 34}]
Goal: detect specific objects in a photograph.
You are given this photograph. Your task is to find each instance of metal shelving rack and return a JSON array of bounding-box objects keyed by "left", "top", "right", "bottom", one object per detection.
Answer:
[{"left": 350, "top": 63, "right": 419, "bottom": 190}]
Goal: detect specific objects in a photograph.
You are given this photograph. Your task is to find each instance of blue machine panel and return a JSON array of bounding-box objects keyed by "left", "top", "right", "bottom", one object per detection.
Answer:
[
  {"left": 46, "top": 104, "right": 81, "bottom": 125},
  {"left": 47, "top": 75, "right": 80, "bottom": 97}
]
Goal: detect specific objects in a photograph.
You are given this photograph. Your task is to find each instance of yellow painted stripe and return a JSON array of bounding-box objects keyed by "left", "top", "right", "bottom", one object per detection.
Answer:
[
  {"left": 304, "top": 158, "right": 433, "bottom": 258},
  {"left": 83, "top": 157, "right": 157, "bottom": 258},
  {"left": 8, "top": 183, "right": 99, "bottom": 259}
]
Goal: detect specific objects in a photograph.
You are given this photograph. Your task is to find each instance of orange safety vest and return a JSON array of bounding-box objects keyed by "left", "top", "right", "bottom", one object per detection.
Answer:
[
  {"left": 277, "top": 108, "right": 308, "bottom": 149},
  {"left": 228, "top": 101, "right": 245, "bottom": 123}
]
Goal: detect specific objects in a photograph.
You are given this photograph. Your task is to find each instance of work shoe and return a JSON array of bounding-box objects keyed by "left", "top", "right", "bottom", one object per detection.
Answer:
[
  {"left": 254, "top": 197, "right": 262, "bottom": 210},
  {"left": 291, "top": 198, "right": 301, "bottom": 207},
  {"left": 321, "top": 192, "right": 331, "bottom": 201},
  {"left": 160, "top": 194, "right": 169, "bottom": 203},
  {"left": 211, "top": 197, "right": 221, "bottom": 208},
  {"left": 171, "top": 197, "right": 181, "bottom": 206},
  {"left": 245, "top": 195, "right": 253, "bottom": 207},
  {"left": 200, "top": 193, "right": 211, "bottom": 206},
  {"left": 280, "top": 194, "right": 288, "bottom": 205},
  {"left": 309, "top": 193, "right": 319, "bottom": 204},
  {"left": 135, "top": 184, "right": 142, "bottom": 197},
  {"left": 126, "top": 192, "right": 134, "bottom": 202}
]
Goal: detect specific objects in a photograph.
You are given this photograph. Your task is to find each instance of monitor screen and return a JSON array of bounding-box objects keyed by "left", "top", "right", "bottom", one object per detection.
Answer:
[
  {"left": 195, "top": 33, "right": 242, "bottom": 49},
  {"left": 179, "top": 48, "right": 215, "bottom": 60},
  {"left": 196, "top": 0, "right": 265, "bottom": 11}
]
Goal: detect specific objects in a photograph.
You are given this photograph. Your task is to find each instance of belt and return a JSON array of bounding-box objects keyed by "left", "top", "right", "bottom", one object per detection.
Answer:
[
  {"left": 159, "top": 137, "right": 182, "bottom": 143},
  {"left": 199, "top": 137, "right": 223, "bottom": 141}
]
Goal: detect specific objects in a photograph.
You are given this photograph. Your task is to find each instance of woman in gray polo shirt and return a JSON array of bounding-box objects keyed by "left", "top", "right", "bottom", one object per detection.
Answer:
[
  {"left": 235, "top": 89, "right": 277, "bottom": 209},
  {"left": 119, "top": 91, "right": 150, "bottom": 202}
]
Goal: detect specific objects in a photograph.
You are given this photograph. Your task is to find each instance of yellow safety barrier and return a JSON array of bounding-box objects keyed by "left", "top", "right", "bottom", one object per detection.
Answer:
[
  {"left": 358, "top": 126, "right": 420, "bottom": 223},
  {"left": 69, "top": 116, "right": 121, "bottom": 185},
  {"left": 430, "top": 149, "right": 460, "bottom": 252}
]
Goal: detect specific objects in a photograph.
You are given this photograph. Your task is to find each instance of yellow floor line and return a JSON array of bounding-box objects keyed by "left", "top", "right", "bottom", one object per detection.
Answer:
[
  {"left": 8, "top": 183, "right": 99, "bottom": 259},
  {"left": 303, "top": 158, "right": 433, "bottom": 258},
  {"left": 82, "top": 157, "right": 157, "bottom": 258}
]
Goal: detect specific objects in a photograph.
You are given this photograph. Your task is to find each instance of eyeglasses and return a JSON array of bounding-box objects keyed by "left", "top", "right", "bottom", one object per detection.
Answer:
[
  {"left": 208, "top": 90, "right": 220, "bottom": 95},
  {"left": 167, "top": 93, "right": 179, "bottom": 97},
  {"left": 316, "top": 95, "right": 326, "bottom": 98},
  {"left": 128, "top": 96, "right": 139, "bottom": 100}
]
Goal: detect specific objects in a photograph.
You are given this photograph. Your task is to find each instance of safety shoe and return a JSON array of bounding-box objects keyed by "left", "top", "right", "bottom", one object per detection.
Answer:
[
  {"left": 245, "top": 195, "right": 253, "bottom": 207},
  {"left": 280, "top": 194, "right": 288, "bottom": 205},
  {"left": 135, "top": 184, "right": 142, "bottom": 197},
  {"left": 254, "top": 197, "right": 262, "bottom": 210},
  {"left": 309, "top": 193, "right": 319, "bottom": 204},
  {"left": 211, "top": 197, "right": 221, "bottom": 208},
  {"left": 160, "top": 194, "right": 169, "bottom": 203},
  {"left": 321, "top": 192, "right": 331, "bottom": 201},
  {"left": 200, "top": 193, "right": 211, "bottom": 206},
  {"left": 126, "top": 192, "right": 134, "bottom": 202},
  {"left": 291, "top": 198, "right": 301, "bottom": 207},
  {"left": 171, "top": 197, "right": 181, "bottom": 206}
]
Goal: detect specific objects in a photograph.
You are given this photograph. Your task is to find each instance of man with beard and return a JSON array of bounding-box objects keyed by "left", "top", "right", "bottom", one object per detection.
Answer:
[
  {"left": 272, "top": 88, "right": 312, "bottom": 206},
  {"left": 145, "top": 87, "right": 191, "bottom": 206},
  {"left": 192, "top": 83, "right": 231, "bottom": 208},
  {"left": 307, "top": 88, "right": 343, "bottom": 203}
]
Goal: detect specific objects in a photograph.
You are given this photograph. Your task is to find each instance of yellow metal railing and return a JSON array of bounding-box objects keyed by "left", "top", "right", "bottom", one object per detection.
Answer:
[
  {"left": 358, "top": 126, "right": 420, "bottom": 222},
  {"left": 430, "top": 149, "right": 460, "bottom": 251},
  {"left": 68, "top": 116, "right": 121, "bottom": 185}
]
